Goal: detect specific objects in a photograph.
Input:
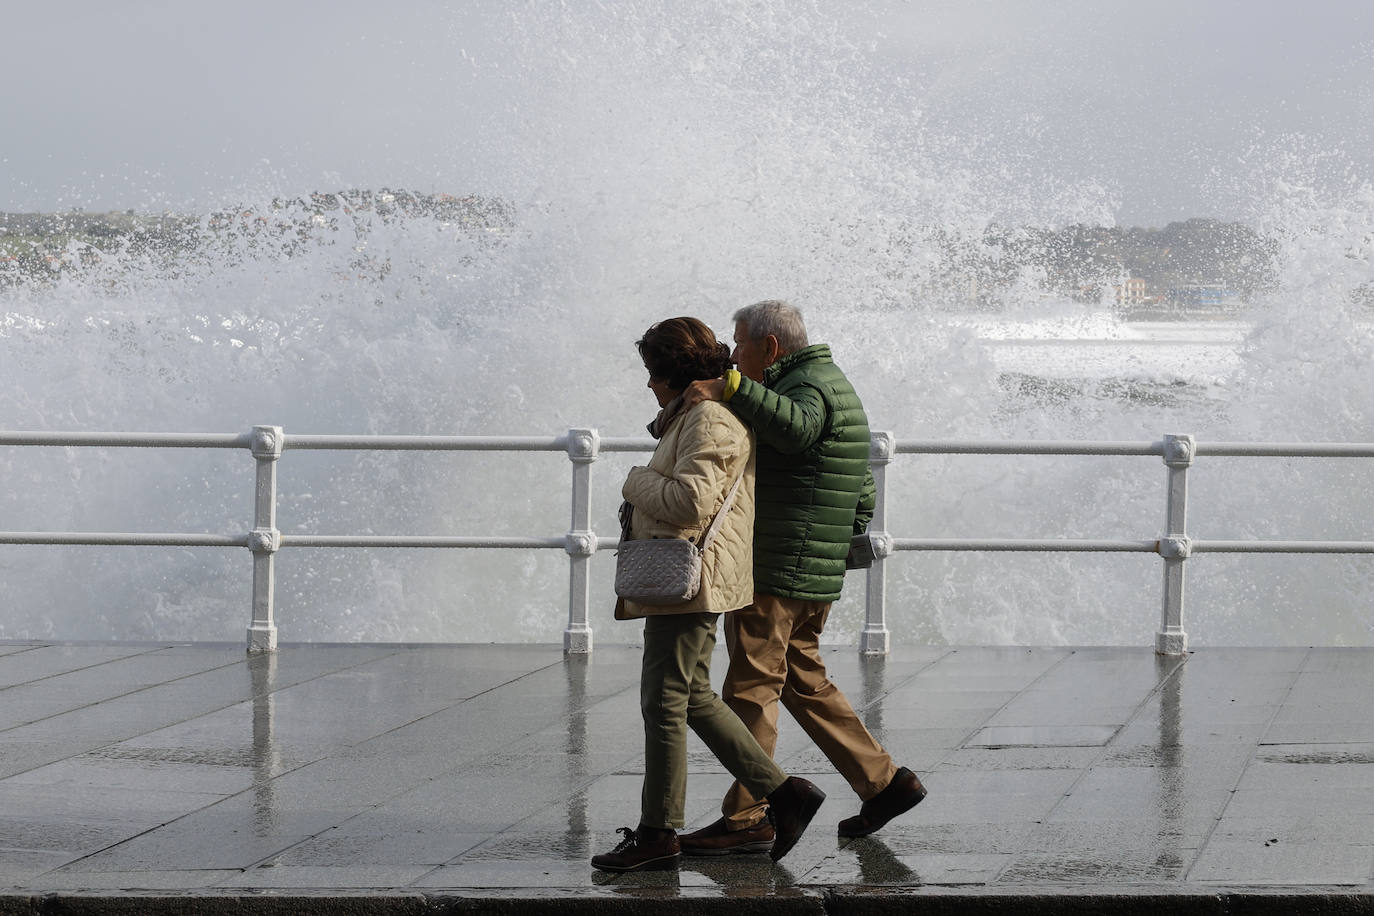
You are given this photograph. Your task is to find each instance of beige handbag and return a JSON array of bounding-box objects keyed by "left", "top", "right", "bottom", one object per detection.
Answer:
[{"left": 614, "top": 474, "right": 744, "bottom": 606}]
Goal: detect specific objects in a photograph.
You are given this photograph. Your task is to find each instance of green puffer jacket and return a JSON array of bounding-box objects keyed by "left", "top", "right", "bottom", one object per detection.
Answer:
[{"left": 726, "top": 344, "right": 876, "bottom": 602}]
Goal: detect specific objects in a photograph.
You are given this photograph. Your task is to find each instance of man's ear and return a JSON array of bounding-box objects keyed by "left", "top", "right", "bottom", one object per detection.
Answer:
[{"left": 763, "top": 334, "right": 782, "bottom": 365}]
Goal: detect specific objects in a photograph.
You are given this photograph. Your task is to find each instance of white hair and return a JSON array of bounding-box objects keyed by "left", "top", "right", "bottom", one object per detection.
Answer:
[{"left": 732, "top": 300, "right": 809, "bottom": 353}]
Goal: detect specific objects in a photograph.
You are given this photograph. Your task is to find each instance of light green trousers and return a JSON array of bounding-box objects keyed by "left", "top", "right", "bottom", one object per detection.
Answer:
[{"left": 640, "top": 612, "right": 788, "bottom": 829}]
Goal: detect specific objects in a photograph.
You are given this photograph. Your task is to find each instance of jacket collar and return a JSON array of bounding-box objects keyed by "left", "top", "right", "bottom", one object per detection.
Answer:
[
  {"left": 647, "top": 394, "right": 689, "bottom": 439},
  {"left": 763, "top": 343, "right": 832, "bottom": 387}
]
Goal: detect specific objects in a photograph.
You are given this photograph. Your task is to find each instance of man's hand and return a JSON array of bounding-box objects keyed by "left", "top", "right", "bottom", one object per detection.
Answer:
[{"left": 683, "top": 376, "right": 727, "bottom": 408}]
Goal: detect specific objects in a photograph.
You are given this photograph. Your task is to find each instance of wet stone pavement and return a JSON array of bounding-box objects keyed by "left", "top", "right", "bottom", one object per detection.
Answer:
[{"left": 1, "top": 641, "right": 1373, "bottom": 914}]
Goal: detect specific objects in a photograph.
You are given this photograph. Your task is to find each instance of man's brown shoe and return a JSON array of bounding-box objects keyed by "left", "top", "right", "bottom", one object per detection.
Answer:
[
  {"left": 590, "top": 826, "right": 680, "bottom": 873},
  {"left": 837, "top": 766, "right": 927, "bottom": 838},
  {"left": 679, "top": 817, "right": 775, "bottom": 856},
  {"left": 765, "top": 776, "right": 826, "bottom": 862}
]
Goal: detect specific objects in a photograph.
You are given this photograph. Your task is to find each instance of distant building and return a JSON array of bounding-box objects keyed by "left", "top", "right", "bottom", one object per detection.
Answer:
[{"left": 1115, "top": 276, "right": 1149, "bottom": 306}]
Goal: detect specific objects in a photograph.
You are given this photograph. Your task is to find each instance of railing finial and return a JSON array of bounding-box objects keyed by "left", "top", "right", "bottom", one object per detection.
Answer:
[
  {"left": 251, "top": 425, "right": 284, "bottom": 460},
  {"left": 1162, "top": 433, "right": 1195, "bottom": 468},
  {"left": 566, "top": 428, "right": 600, "bottom": 463}
]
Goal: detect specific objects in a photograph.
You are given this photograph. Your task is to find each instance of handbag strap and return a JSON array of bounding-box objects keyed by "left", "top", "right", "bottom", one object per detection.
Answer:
[{"left": 697, "top": 468, "right": 746, "bottom": 551}]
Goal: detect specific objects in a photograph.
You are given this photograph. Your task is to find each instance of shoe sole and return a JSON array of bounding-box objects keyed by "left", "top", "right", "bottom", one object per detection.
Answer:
[
  {"left": 836, "top": 786, "right": 928, "bottom": 838},
  {"left": 590, "top": 852, "right": 681, "bottom": 873},
  {"left": 680, "top": 841, "right": 773, "bottom": 856}
]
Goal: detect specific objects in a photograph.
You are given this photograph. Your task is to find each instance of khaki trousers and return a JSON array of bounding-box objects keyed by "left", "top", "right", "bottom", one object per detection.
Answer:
[
  {"left": 721, "top": 594, "right": 898, "bottom": 829},
  {"left": 640, "top": 612, "right": 788, "bottom": 830}
]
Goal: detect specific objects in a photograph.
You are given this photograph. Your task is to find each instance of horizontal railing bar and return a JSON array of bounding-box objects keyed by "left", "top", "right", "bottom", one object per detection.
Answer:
[
  {"left": 1193, "top": 540, "right": 1374, "bottom": 554},
  {"left": 894, "top": 439, "right": 1163, "bottom": 456},
  {"left": 598, "top": 437, "right": 657, "bottom": 452},
  {"left": 281, "top": 535, "right": 568, "bottom": 548},
  {"left": 6, "top": 433, "right": 1371, "bottom": 460},
  {"left": 284, "top": 535, "right": 630, "bottom": 550},
  {"left": 6, "top": 531, "right": 1369, "bottom": 556},
  {"left": 892, "top": 538, "right": 1157, "bottom": 552},
  {"left": 1195, "top": 443, "right": 1374, "bottom": 458},
  {"left": 892, "top": 538, "right": 1374, "bottom": 555},
  {"left": 895, "top": 440, "right": 1374, "bottom": 459},
  {"left": 0, "top": 532, "right": 248, "bottom": 547},
  {"left": 284, "top": 435, "right": 569, "bottom": 451},
  {"left": 0, "top": 431, "right": 250, "bottom": 449}
]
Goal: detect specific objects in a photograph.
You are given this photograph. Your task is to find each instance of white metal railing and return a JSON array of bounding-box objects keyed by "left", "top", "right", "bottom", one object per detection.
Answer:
[{"left": 2, "top": 427, "right": 1372, "bottom": 656}]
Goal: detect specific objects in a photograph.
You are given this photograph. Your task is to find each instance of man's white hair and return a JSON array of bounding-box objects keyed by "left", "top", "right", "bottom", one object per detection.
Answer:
[{"left": 733, "top": 300, "right": 809, "bottom": 354}]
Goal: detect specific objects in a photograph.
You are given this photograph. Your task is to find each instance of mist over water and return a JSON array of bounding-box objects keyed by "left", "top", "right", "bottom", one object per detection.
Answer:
[{"left": 3, "top": 2, "right": 1372, "bottom": 647}]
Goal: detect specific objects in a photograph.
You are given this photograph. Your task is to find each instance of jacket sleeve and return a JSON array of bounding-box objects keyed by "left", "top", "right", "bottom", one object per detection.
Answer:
[
  {"left": 727, "top": 375, "right": 827, "bottom": 455},
  {"left": 622, "top": 407, "right": 745, "bottom": 528},
  {"left": 854, "top": 465, "right": 875, "bottom": 534}
]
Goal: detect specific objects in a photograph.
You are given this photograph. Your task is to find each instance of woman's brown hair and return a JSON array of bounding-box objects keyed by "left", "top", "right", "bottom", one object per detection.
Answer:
[{"left": 636, "top": 317, "right": 732, "bottom": 391}]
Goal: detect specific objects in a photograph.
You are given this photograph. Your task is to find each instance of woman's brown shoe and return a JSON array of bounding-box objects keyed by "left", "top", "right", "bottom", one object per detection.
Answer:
[{"left": 590, "top": 826, "right": 681, "bottom": 873}]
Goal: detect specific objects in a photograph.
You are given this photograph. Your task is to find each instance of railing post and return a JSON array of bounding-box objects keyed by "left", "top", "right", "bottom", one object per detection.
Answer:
[
  {"left": 247, "top": 425, "right": 283, "bottom": 654},
  {"left": 861, "top": 431, "right": 894, "bottom": 656},
  {"left": 563, "top": 428, "right": 599, "bottom": 654},
  {"left": 1157, "top": 433, "right": 1193, "bottom": 655}
]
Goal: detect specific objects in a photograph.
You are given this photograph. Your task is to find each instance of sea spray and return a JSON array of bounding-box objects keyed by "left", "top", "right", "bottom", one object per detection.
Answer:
[{"left": 1, "top": 1, "right": 1370, "bottom": 645}]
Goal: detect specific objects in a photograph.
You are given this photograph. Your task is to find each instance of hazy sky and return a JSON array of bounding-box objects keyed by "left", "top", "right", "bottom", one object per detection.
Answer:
[{"left": 3, "top": 0, "right": 1371, "bottom": 226}]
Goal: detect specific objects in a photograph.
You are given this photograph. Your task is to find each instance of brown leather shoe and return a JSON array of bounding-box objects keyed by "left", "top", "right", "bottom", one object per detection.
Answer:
[
  {"left": 590, "top": 826, "right": 680, "bottom": 873},
  {"left": 679, "top": 817, "right": 775, "bottom": 856},
  {"left": 765, "top": 776, "right": 826, "bottom": 862},
  {"left": 837, "top": 766, "right": 927, "bottom": 838}
]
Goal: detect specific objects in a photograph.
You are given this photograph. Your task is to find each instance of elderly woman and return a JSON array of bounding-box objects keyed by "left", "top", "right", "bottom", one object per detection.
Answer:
[{"left": 591, "top": 317, "right": 825, "bottom": 873}]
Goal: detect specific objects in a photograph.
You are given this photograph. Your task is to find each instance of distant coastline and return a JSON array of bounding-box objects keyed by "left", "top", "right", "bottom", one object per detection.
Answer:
[{"left": 2, "top": 198, "right": 1368, "bottom": 312}]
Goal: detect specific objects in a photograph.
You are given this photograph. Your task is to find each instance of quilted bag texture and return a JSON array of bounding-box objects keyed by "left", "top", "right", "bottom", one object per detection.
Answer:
[{"left": 614, "top": 537, "right": 703, "bottom": 606}]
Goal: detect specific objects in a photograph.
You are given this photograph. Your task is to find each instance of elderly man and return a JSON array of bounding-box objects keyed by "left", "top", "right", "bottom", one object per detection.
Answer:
[{"left": 679, "top": 300, "right": 926, "bottom": 854}]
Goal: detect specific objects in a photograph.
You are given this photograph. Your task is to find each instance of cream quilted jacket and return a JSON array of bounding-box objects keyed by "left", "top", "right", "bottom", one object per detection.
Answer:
[{"left": 614, "top": 399, "right": 756, "bottom": 619}]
